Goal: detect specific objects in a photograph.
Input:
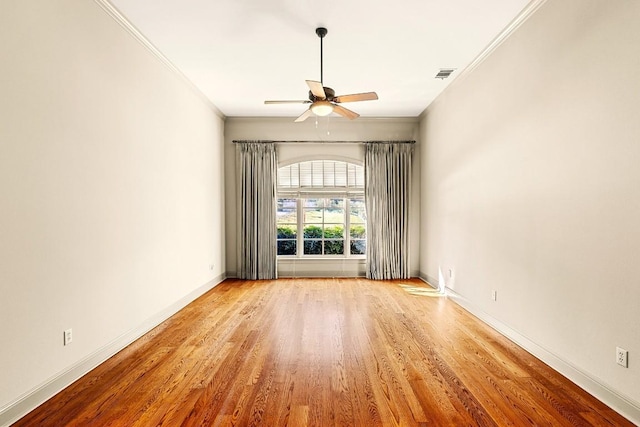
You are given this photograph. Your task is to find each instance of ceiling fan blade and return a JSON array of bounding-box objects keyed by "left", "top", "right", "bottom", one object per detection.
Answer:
[
  {"left": 332, "top": 104, "right": 360, "bottom": 120},
  {"left": 294, "top": 108, "right": 314, "bottom": 122},
  {"left": 306, "top": 80, "right": 326, "bottom": 99},
  {"left": 334, "top": 92, "right": 378, "bottom": 103},
  {"left": 264, "top": 100, "right": 310, "bottom": 104}
]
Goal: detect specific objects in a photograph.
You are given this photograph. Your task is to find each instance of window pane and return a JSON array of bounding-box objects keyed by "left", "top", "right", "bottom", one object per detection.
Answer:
[
  {"left": 350, "top": 199, "right": 365, "bottom": 209},
  {"left": 324, "top": 225, "right": 344, "bottom": 238},
  {"left": 277, "top": 210, "right": 296, "bottom": 223},
  {"left": 304, "top": 240, "right": 322, "bottom": 255},
  {"left": 290, "top": 163, "right": 299, "bottom": 187},
  {"left": 277, "top": 166, "right": 291, "bottom": 188},
  {"left": 350, "top": 213, "right": 365, "bottom": 224},
  {"left": 327, "top": 198, "right": 344, "bottom": 207},
  {"left": 277, "top": 224, "right": 297, "bottom": 239},
  {"left": 278, "top": 160, "right": 363, "bottom": 190},
  {"left": 334, "top": 162, "right": 347, "bottom": 186},
  {"left": 350, "top": 240, "right": 366, "bottom": 255},
  {"left": 303, "top": 225, "right": 323, "bottom": 238},
  {"left": 277, "top": 199, "right": 297, "bottom": 232},
  {"left": 350, "top": 224, "right": 366, "bottom": 238},
  {"left": 323, "top": 162, "right": 335, "bottom": 187},
  {"left": 355, "top": 166, "right": 365, "bottom": 187},
  {"left": 347, "top": 164, "right": 356, "bottom": 187},
  {"left": 350, "top": 198, "right": 366, "bottom": 225},
  {"left": 299, "top": 162, "right": 312, "bottom": 187},
  {"left": 304, "top": 199, "right": 323, "bottom": 208},
  {"left": 278, "top": 198, "right": 297, "bottom": 209},
  {"left": 278, "top": 240, "right": 297, "bottom": 255},
  {"left": 304, "top": 208, "right": 323, "bottom": 224},
  {"left": 311, "top": 161, "right": 323, "bottom": 187},
  {"left": 324, "top": 240, "right": 344, "bottom": 255},
  {"left": 324, "top": 208, "right": 344, "bottom": 224}
]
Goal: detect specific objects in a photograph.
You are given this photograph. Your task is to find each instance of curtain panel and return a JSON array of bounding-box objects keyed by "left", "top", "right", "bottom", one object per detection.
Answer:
[
  {"left": 365, "top": 142, "right": 413, "bottom": 279},
  {"left": 237, "top": 142, "right": 278, "bottom": 280}
]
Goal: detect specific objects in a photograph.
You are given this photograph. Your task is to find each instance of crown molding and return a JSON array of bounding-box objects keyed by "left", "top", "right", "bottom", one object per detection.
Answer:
[
  {"left": 93, "top": 0, "right": 226, "bottom": 119},
  {"left": 461, "top": 0, "right": 548, "bottom": 79},
  {"left": 420, "top": 0, "right": 548, "bottom": 119},
  {"left": 225, "top": 116, "right": 420, "bottom": 124}
]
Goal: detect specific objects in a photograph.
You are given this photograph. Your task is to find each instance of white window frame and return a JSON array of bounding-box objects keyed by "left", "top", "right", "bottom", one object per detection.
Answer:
[{"left": 276, "top": 160, "right": 366, "bottom": 259}]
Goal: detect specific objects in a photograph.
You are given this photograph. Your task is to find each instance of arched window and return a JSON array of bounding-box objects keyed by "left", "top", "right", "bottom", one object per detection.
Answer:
[{"left": 276, "top": 160, "right": 366, "bottom": 257}]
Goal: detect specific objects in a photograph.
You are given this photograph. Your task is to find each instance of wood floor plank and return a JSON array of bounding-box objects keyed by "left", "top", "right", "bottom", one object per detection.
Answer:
[{"left": 12, "top": 278, "right": 635, "bottom": 426}]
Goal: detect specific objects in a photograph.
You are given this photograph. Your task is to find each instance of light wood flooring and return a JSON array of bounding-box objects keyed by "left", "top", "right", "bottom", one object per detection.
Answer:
[{"left": 14, "top": 278, "right": 633, "bottom": 426}]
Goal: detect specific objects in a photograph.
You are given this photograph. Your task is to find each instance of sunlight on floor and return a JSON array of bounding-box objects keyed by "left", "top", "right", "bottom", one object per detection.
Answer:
[{"left": 398, "top": 284, "right": 444, "bottom": 297}]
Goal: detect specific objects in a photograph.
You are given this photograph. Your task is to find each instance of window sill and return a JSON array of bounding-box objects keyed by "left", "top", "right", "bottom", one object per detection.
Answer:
[{"left": 277, "top": 257, "right": 366, "bottom": 277}]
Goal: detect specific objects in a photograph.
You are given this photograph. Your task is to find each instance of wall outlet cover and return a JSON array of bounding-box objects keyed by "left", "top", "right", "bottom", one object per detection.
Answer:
[
  {"left": 64, "top": 329, "right": 73, "bottom": 346},
  {"left": 616, "top": 347, "right": 628, "bottom": 368}
]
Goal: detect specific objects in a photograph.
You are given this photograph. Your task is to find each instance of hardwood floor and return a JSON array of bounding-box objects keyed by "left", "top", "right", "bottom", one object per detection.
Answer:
[{"left": 14, "top": 278, "right": 632, "bottom": 426}]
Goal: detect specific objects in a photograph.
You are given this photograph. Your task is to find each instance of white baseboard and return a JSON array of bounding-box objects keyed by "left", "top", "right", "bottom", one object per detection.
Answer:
[
  {"left": 418, "top": 272, "right": 640, "bottom": 425},
  {"left": 420, "top": 273, "right": 439, "bottom": 289},
  {"left": 0, "top": 274, "right": 226, "bottom": 427},
  {"left": 9, "top": 273, "right": 635, "bottom": 425}
]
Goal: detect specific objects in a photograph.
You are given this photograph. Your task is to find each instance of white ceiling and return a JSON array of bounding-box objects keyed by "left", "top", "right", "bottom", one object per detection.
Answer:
[{"left": 108, "top": 0, "right": 532, "bottom": 118}]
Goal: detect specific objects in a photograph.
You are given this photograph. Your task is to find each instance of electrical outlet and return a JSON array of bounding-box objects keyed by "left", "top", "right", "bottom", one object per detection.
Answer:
[
  {"left": 448, "top": 268, "right": 453, "bottom": 278},
  {"left": 64, "top": 329, "right": 73, "bottom": 346},
  {"left": 491, "top": 290, "right": 497, "bottom": 301},
  {"left": 209, "top": 264, "right": 214, "bottom": 271},
  {"left": 616, "top": 347, "right": 628, "bottom": 368}
]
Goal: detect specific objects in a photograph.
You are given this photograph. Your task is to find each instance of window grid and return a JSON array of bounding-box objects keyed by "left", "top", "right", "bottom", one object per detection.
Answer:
[
  {"left": 276, "top": 198, "right": 298, "bottom": 256},
  {"left": 277, "top": 197, "right": 366, "bottom": 258},
  {"left": 302, "top": 198, "right": 345, "bottom": 256},
  {"left": 276, "top": 160, "right": 366, "bottom": 258}
]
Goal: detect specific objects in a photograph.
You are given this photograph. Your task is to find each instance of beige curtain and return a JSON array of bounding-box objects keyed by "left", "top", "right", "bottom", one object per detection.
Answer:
[
  {"left": 237, "top": 142, "right": 277, "bottom": 280},
  {"left": 365, "top": 142, "right": 413, "bottom": 279}
]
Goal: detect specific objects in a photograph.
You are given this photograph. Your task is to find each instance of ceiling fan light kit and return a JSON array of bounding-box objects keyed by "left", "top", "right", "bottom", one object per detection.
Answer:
[
  {"left": 264, "top": 27, "right": 378, "bottom": 122},
  {"left": 310, "top": 100, "right": 334, "bottom": 116}
]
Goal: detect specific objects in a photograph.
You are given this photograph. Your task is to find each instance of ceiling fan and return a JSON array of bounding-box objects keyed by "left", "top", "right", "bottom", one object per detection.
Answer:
[{"left": 264, "top": 27, "right": 378, "bottom": 122}]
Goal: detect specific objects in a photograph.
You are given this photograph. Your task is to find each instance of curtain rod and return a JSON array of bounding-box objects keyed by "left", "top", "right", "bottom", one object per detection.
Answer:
[{"left": 232, "top": 140, "right": 416, "bottom": 144}]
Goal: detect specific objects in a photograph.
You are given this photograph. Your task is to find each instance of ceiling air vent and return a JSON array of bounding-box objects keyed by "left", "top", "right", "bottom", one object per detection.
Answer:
[{"left": 435, "top": 68, "right": 456, "bottom": 80}]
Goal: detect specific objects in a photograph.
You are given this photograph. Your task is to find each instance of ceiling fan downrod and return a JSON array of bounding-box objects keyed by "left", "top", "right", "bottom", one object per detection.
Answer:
[
  {"left": 263, "top": 25, "right": 377, "bottom": 122},
  {"left": 316, "top": 27, "right": 327, "bottom": 86}
]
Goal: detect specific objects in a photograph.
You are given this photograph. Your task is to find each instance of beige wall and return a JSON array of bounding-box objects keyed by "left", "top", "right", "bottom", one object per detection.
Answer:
[
  {"left": 420, "top": 0, "right": 640, "bottom": 415},
  {"left": 4, "top": 0, "right": 639, "bottom": 422},
  {"left": 0, "top": 0, "right": 225, "bottom": 416},
  {"left": 224, "top": 117, "right": 420, "bottom": 278}
]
